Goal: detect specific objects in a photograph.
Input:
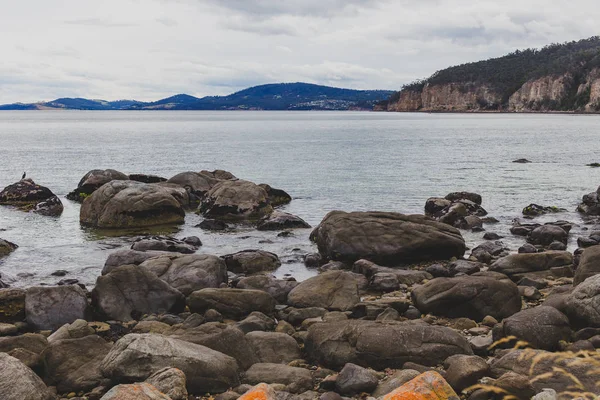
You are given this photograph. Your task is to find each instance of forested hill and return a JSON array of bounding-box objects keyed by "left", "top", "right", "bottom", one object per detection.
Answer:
[
  {"left": 382, "top": 36, "right": 600, "bottom": 113},
  {"left": 0, "top": 83, "right": 394, "bottom": 111}
]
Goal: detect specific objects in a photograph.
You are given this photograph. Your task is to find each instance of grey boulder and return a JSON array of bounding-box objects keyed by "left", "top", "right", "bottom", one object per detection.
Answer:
[
  {"left": 257, "top": 211, "right": 311, "bottom": 231},
  {"left": 25, "top": 285, "right": 88, "bottom": 330},
  {"left": 574, "top": 245, "right": 600, "bottom": 285},
  {"left": 243, "top": 363, "right": 313, "bottom": 394},
  {"left": 246, "top": 331, "right": 301, "bottom": 364},
  {"left": 0, "top": 353, "right": 54, "bottom": 400},
  {"left": 489, "top": 251, "right": 572, "bottom": 278},
  {"left": 237, "top": 275, "right": 299, "bottom": 303},
  {"left": 222, "top": 250, "right": 281, "bottom": 275},
  {"left": 67, "top": 169, "right": 128, "bottom": 202},
  {"left": 187, "top": 288, "right": 276, "bottom": 319},
  {"left": 199, "top": 179, "right": 273, "bottom": 221},
  {"left": 564, "top": 274, "right": 600, "bottom": 328},
  {"left": 287, "top": 270, "right": 361, "bottom": 311}
]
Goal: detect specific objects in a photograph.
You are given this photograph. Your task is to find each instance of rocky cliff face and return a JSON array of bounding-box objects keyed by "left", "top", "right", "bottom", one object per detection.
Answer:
[{"left": 388, "top": 69, "right": 600, "bottom": 113}]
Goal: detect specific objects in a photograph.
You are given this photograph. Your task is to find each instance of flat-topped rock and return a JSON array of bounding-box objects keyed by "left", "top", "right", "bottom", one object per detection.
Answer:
[
  {"left": 490, "top": 251, "right": 572, "bottom": 278},
  {"left": 310, "top": 211, "right": 466, "bottom": 265}
]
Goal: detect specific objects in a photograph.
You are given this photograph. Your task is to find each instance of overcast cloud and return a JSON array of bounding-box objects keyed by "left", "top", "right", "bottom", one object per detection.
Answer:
[{"left": 0, "top": 0, "right": 598, "bottom": 103}]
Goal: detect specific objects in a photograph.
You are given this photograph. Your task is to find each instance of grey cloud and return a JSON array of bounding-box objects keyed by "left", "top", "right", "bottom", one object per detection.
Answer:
[
  {"left": 63, "top": 18, "right": 137, "bottom": 27},
  {"left": 156, "top": 17, "right": 178, "bottom": 27}
]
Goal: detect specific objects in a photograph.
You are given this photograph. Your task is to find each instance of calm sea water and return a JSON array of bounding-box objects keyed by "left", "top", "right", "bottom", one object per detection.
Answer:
[{"left": 0, "top": 111, "right": 599, "bottom": 287}]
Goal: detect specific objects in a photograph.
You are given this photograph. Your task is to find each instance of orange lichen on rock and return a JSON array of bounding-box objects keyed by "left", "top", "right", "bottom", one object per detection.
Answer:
[
  {"left": 382, "top": 371, "right": 460, "bottom": 400},
  {"left": 238, "top": 383, "right": 276, "bottom": 400}
]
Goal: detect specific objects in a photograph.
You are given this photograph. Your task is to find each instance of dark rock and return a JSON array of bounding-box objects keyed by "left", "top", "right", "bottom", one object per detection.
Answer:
[
  {"left": 574, "top": 245, "right": 600, "bottom": 285},
  {"left": 131, "top": 235, "right": 199, "bottom": 253},
  {"left": 448, "top": 260, "right": 482, "bottom": 276},
  {"left": 128, "top": 174, "right": 167, "bottom": 184},
  {"left": 246, "top": 331, "right": 301, "bottom": 364},
  {"left": 243, "top": 363, "right": 313, "bottom": 394},
  {"left": 482, "top": 232, "right": 503, "bottom": 240},
  {"left": 101, "top": 333, "right": 240, "bottom": 394},
  {"left": 188, "top": 288, "right": 276, "bottom": 319},
  {"left": 102, "top": 249, "right": 171, "bottom": 275},
  {"left": 335, "top": 363, "right": 378, "bottom": 395},
  {"left": 237, "top": 275, "right": 298, "bottom": 304},
  {"left": 223, "top": 250, "right": 281, "bottom": 275},
  {"left": 199, "top": 179, "right": 273, "bottom": 221},
  {"left": 425, "top": 264, "right": 450, "bottom": 278},
  {"left": 577, "top": 186, "right": 600, "bottom": 215},
  {"left": 257, "top": 211, "right": 310, "bottom": 230},
  {"left": 547, "top": 241, "right": 567, "bottom": 251},
  {"left": 512, "top": 158, "right": 532, "bottom": 163},
  {"left": 50, "top": 270, "right": 68, "bottom": 277},
  {"left": 522, "top": 204, "right": 566, "bottom": 217},
  {"left": 92, "top": 265, "right": 185, "bottom": 321},
  {"left": 470, "top": 241, "right": 506, "bottom": 263},
  {"left": 0, "top": 179, "right": 63, "bottom": 216},
  {"left": 167, "top": 171, "right": 219, "bottom": 202},
  {"left": 25, "top": 285, "right": 88, "bottom": 330},
  {"left": 310, "top": 211, "right": 466, "bottom": 265},
  {"left": 518, "top": 243, "right": 538, "bottom": 254},
  {"left": 492, "top": 306, "right": 571, "bottom": 350},
  {"left": 67, "top": 169, "right": 128, "bottom": 202},
  {"left": 235, "top": 312, "right": 275, "bottom": 334},
  {"left": 287, "top": 271, "right": 361, "bottom": 311},
  {"left": 0, "top": 238, "right": 18, "bottom": 257},
  {"left": 197, "top": 219, "right": 229, "bottom": 231},
  {"left": 304, "top": 253, "right": 322, "bottom": 268},
  {"left": 140, "top": 253, "right": 227, "bottom": 296},
  {"left": 445, "top": 192, "right": 482, "bottom": 205},
  {"left": 516, "top": 277, "right": 547, "bottom": 289},
  {"left": 353, "top": 259, "right": 431, "bottom": 287},
  {"left": 0, "top": 333, "right": 48, "bottom": 357},
  {"left": 351, "top": 298, "right": 410, "bottom": 320},
  {"left": 80, "top": 180, "right": 188, "bottom": 228},
  {"left": 489, "top": 251, "right": 572, "bottom": 278},
  {"left": 444, "top": 354, "right": 489, "bottom": 392},
  {"left": 527, "top": 225, "right": 568, "bottom": 246},
  {"left": 305, "top": 320, "right": 473, "bottom": 370},
  {"left": 281, "top": 307, "right": 327, "bottom": 325},
  {"left": 411, "top": 273, "right": 521, "bottom": 321},
  {"left": 258, "top": 184, "right": 292, "bottom": 207}
]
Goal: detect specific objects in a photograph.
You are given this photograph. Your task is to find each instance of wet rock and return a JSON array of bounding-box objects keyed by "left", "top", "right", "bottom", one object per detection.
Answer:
[
  {"left": 287, "top": 271, "right": 361, "bottom": 311},
  {"left": 197, "top": 219, "right": 229, "bottom": 231},
  {"left": 411, "top": 273, "right": 521, "bottom": 321},
  {"left": 42, "top": 334, "right": 112, "bottom": 393},
  {"left": 140, "top": 253, "right": 227, "bottom": 296},
  {"left": 489, "top": 251, "right": 572, "bottom": 278},
  {"left": 547, "top": 241, "right": 567, "bottom": 250},
  {"left": 131, "top": 236, "right": 200, "bottom": 254},
  {"left": 188, "top": 288, "right": 276, "bottom": 319},
  {"left": 80, "top": 180, "right": 188, "bottom": 228},
  {"left": 444, "top": 354, "right": 489, "bottom": 392},
  {"left": 101, "top": 333, "right": 240, "bottom": 394},
  {"left": 527, "top": 225, "right": 568, "bottom": 246},
  {"left": 92, "top": 265, "right": 185, "bottom": 321},
  {"left": 0, "top": 238, "right": 18, "bottom": 257},
  {"left": 145, "top": 367, "right": 188, "bottom": 400},
  {"left": 522, "top": 204, "right": 566, "bottom": 217},
  {"left": 305, "top": 320, "right": 472, "bottom": 370},
  {"left": 246, "top": 331, "right": 301, "bottom": 364},
  {"left": 223, "top": 250, "right": 281, "bottom": 275},
  {"left": 243, "top": 363, "right": 313, "bottom": 394},
  {"left": 0, "top": 288, "right": 25, "bottom": 323},
  {"left": 169, "top": 322, "right": 258, "bottom": 369},
  {"left": 492, "top": 306, "right": 571, "bottom": 350},
  {"left": 304, "top": 253, "right": 322, "bottom": 268},
  {"left": 237, "top": 275, "right": 298, "bottom": 304},
  {"left": 577, "top": 186, "right": 600, "bottom": 215},
  {"left": 335, "top": 363, "right": 378, "bottom": 395},
  {"left": 513, "top": 158, "right": 532, "bottom": 163},
  {"left": 100, "top": 382, "right": 171, "bottom": 399},
  {"left": 574, "top": 245, "right": 600, "bottom": 285},
  {"left": 1, "top": 179, "right": 63, "bottom": 216},
  {"left": 258, "top": 184, "right": 292, "bottom": 207},
  {"left": 199, "top": 179, "right": 273, "bottom": 221},
  {"left": 25, "top": 285, "right": 88, "bottom": 330},
  {"left": 482, "top": 232, "right": 503, "bottom": 240},
  {"left": 0, "top": 353, "right": 54, "bottom": 400},
  {"left": 310, "top": 211, "right": 466, "bottom": 265},
  {"left": 445, "top": 192, "right": 482, "bottom": 205},
  {"left": 129, "top": 173, "right": 167, "bottom": 184},
  {"left": 257, "top": 211, "right": 310, "bottom": 230},
  {"left": 67, "top": 169, "right": 128, "bottom": 202},
  {"left": 381, "top": 371, "right": 458, "bottom": 400}
]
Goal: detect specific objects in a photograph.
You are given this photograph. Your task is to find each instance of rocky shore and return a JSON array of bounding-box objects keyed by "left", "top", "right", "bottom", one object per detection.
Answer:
[{"left": 1, "top": 170, "right": 600, "bottom": 399}]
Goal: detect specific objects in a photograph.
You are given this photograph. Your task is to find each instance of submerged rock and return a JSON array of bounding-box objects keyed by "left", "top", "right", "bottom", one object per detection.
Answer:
[
  {"left": 80, "top": 180, "right": 187, "bottom": 228},
  {"left": 131, "top": 235, "right": 200, "bottom": 254},
  {"left": 0, "top": 179, "right": 63, "bottom": 216},
  {"left": 310, "top": 211, "right": 466, "bottom": 265},
  {"left": 257, "top": 211, "right": 311, "bottom": 230},
  {"left": 522, "top": 203, "right": 566, "bottom": 217},
  {"left": 0, "top": 238, "right": 18, "bottom": 257}
]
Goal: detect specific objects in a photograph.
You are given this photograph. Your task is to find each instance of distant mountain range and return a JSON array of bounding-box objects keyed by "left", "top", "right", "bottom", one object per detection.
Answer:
[{"left": 0, "top": 83, "right": 394, "bottom": 111}]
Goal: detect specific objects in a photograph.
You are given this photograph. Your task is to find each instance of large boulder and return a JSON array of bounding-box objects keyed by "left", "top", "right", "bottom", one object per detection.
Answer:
[
  {"left": 103, "top": 249, "right": 171, "bottom": 275},
  {"left": 25, "top": 285, "right": 88, "bottom": 330},
  {"left": 92, "top": 265, "right": 185, "bottom": 321},
  {"left": 140, "top": 254, "right": 227, "bottom": 296},
  {"left": 305, "top": 320, "right": 473, "bottom": 370},
  {"left": 489, "top": 251, "right": 572, "bottom": 278},
  {"left": 222, "top": 250, "right": 281, "bottom": 275},
  {"left": 42, "top": 335, "right": 112, "bottom": 393},
  {"left": 169, "top": 322, "right": 258, "bottom": 369},
  {"left": 287, "top": 271, "right": 360, "bottom": 311},
  {"left": 574, "top": 245, "right": 600, "bottom": 285},
  {"left": 187, "top": 288, "right": 276, "bottom": 319},
  {"left": 0, "top": 238, "right": 18, "bottom": 257},
  {"left": 310, "top": 211, "right": 466, "bottom": 265},
  {"left": 199, "top": 179, "right": 273, "bottom": 221},
  {"left": 527, "top": 225, "right": 568, "bottom": 246},
  {"left": 564, "top": 274, "right": 600, "bottom": 328},
  {"left": 492, "top": 307, "right": 571, "bottom": 351},
  {"left": 411, "top": 273, "right": 521, "bottom": 321},
  {"left": 0, "top": 353, "right": 54, "bottom": 400},
  {"left": 67, "top": 169, "right": 129, "bottom": 202},
  {"left": 0, "top": 179, "right": 63, "bottom": 216},
  {"left": 167, "top": 171, "right": 218, "bottom": 199},
  {"left": 80, "top": 180, "right": 187, "bottom": 228},
  {"left": 257, "top": 211, "right": 310, "bottom": 231},
  {"left": 236, "top": 275, "right": 299, "bottom": 303},
  {"left": 100, "top": 333, "right": 240, "bottom": 394},
  {"left": 246, "top": 331, "right": 301, "bottom": 364}
]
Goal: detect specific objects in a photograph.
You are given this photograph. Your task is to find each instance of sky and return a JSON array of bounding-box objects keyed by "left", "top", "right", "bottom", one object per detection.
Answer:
[{"left": 1, "top": 0, "right": 599, "bottom": 103}]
